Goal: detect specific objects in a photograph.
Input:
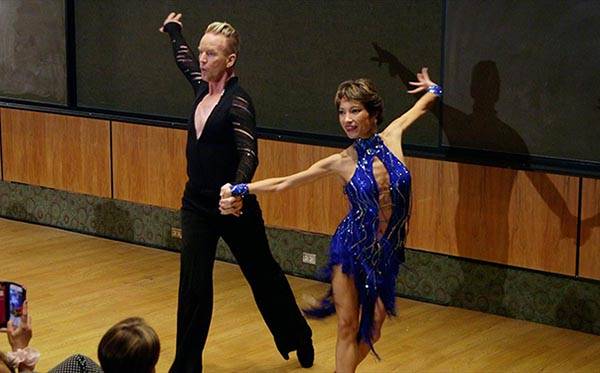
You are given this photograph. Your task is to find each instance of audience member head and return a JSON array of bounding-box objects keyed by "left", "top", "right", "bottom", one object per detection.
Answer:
[{"left": 97, "top": 317, "right": 160, "bottom": 373}]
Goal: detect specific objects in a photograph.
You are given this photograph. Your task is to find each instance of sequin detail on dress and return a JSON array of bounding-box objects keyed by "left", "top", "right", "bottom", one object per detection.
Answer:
[{"left": 304, "top": 133, "right": 411, "bottom": 356}]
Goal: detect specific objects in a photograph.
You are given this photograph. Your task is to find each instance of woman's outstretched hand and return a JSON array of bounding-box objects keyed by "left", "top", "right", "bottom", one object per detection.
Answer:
[
  {"left": 407, "top": 67, "right": 436, "bottom": 94},
  {"left": 159, "top": 12, "right": 182, "bottom": 33}
]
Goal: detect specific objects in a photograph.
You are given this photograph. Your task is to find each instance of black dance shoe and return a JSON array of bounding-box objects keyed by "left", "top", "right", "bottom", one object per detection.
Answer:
[{"left": 296, "top": 340, "right": 314, "bottom": 368}]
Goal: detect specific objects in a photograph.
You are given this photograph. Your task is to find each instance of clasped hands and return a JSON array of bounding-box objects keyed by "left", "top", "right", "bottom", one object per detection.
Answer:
[{"left": 219, "top": 183, "right": 243, "bottom": 216}]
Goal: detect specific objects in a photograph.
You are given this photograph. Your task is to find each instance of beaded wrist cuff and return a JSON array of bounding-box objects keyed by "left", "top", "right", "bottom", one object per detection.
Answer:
[
  {"left": 230, "top": 183, "right": 249, "bottom": 197},
  {"left": 427, "top": 84, "right": 443, "bottom": 97}
]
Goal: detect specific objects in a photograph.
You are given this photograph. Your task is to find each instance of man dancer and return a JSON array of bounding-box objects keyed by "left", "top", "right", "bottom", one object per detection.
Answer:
[{"left": 160, "top": 12, "right": 314, "bottom": 373}]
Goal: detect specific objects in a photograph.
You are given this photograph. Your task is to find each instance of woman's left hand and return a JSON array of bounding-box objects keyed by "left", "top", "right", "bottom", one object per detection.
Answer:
[
  {"left": 7, "top": 301, "right": 32, "bottom": 351},
  {"left": 407, "top": 67, "right": 437, "bottom": 94}
]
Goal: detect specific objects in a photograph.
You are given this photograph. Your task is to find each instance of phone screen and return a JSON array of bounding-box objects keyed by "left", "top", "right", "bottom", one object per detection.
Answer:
[
  {"left": 9, "top": 283, "right": 26, "bottom": 327},
  {"left": 0, "top": 282, "right": 26, "bottom": 328}
]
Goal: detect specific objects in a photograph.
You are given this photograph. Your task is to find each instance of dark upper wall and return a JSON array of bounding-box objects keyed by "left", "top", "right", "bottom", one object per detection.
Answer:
[
  {"left": 0, "top": 0, "right": 66, "bottom": 104},
  {"left": 444, "top": 0, "right": 600, "bottom": 162},
  {"left": 73, "top": 0, "right": 441, "bottom": 147}
]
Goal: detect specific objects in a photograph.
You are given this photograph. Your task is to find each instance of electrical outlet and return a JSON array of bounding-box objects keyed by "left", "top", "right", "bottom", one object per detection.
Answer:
[
  {"left": 171, "top": 227, "right": 182, "bottom": 239},
  {"left": 302, "top": 252, "right": 317, "bottom": 265}
]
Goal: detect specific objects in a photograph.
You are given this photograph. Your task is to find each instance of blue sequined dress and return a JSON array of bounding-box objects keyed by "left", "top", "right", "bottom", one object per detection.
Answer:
[{"left": 305, "top": 133, "right": 411, "bottom": 354}]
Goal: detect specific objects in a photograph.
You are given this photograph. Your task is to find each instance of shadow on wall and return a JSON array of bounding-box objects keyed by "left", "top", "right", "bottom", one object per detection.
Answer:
[
  {"left": 370, "top": 43, "right": 583, "bottom": 316},
  {"left": 92, "top": 200, "right": 134, "bottom": 241}
]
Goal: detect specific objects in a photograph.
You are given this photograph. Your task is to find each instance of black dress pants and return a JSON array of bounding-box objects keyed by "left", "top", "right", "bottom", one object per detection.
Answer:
[{"left": 169, "top": 201, "right": 312, "bottom": 373}]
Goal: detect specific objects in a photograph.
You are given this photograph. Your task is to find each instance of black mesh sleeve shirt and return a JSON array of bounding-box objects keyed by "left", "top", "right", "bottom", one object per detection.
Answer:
[{"left": 165, "top": 23, "right": 259, "bottom": 214}]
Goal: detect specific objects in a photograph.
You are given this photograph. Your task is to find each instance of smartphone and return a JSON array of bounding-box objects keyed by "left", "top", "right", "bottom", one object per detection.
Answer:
[{"left": 0, "top": 281, "right": 26, "bottom": 329}]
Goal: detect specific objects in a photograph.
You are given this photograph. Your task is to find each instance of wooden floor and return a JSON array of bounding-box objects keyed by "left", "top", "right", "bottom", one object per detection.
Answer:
[{"left": 1, "top": 218, "right": 600, "bottom": 372}]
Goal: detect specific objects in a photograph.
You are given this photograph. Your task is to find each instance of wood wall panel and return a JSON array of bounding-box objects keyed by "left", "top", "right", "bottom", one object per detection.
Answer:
[
  {"left": 112, "top": 122, "right": 187, "bottom": 209},
  {"left": 580, "top": 178, "right": 600, "bottom": 280},
  {"left": 1, "top": 108, "right": 111, "bottom": 197},
  {"left": 407, "top": 158, "right": 579, "bottom": 275},
  {"left": 255, "top": 139, "right": 347, "bottom": 235},
  {"left": 0, "top": 106, "right": 585, "bottom": 275},
  {"left": 256, "top": 141, "right": 578, "bottom": 274}
]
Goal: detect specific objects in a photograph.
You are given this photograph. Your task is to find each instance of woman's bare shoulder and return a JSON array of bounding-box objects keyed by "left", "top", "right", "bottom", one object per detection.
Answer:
[{"left": 330, "top": 146, "right": 358, "bottom": 181}]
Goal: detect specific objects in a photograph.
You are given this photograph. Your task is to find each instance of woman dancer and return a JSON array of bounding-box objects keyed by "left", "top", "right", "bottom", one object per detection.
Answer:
[{"left": 220, "top": 68, "right": 441, "bottom": 373}]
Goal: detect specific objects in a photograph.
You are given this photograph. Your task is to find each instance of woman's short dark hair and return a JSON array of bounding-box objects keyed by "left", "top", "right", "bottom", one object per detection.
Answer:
[
  {"left": 334, "top": 78, "right": 384, "bottom": 125},
  {"left": 98, "top": 317, "right": 160, "bottom": 373}
]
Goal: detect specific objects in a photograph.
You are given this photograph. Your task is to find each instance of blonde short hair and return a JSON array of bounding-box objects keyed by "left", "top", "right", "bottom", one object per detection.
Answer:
[{"left": 205, "top": 21, "right": 240, "bottom": 55}]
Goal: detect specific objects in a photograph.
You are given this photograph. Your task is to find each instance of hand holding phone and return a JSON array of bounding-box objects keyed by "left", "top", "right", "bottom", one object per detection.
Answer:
[{"left": 6, "top": 300, "right": 32, "bottom": 353}]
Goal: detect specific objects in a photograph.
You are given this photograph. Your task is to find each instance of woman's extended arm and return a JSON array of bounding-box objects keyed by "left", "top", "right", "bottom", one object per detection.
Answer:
[
  {"left": 382, "top": 67, "right": 441, "bottom": 139},
  {"left": 219, "top": 153, "right": 343, "bottom": 213}
]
